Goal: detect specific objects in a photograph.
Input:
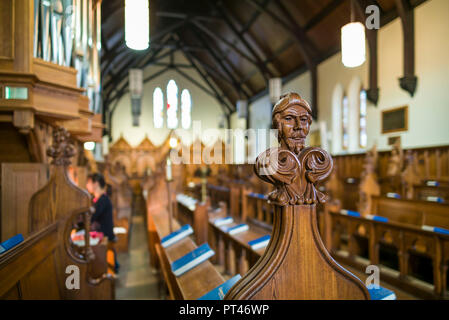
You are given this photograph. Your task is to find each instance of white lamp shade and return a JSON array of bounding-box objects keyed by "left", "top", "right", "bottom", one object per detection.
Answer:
[
  {"left": 84, "top": 141, "right": 95, "bottom": 151},
  {"left": 341, "top": 22, "right": 366, "bottom": 68},
  {"left": 269, "top": 78, "right": 282, "bottom": 104},
  {"left": 236, "top": 100, "right": 248, "bottom": 118},
  {"left": 125, "top": 0, "right": 149, "bottom": 50},
  {"left": 129, "top": 69, "right": 143, "bottom": 97}
]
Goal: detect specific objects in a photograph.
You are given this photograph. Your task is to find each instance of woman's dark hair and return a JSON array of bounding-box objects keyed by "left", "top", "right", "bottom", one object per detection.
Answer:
[
  {"left": 91, "top": 173, "right": 106, "bottom": 189},
  {"left": 106, "top": 184, "right": 113, "bottom": 197}
]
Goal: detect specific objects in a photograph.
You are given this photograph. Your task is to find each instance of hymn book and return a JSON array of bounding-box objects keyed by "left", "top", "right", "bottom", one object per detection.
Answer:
[
  {"left": 248, "top": 235, "right": 271, "bottom": 250},
  {"left": 365, "top": 214, "right": 389, "bottom": 223},
  {"left": 422, "top": 225, "right": 449, "bottom": 235},
  {"left": 171, "top": 243, "right": 215, "bottom": 277},
  {"left": 340, "top": 209, "right": 361, "bottom": 217},
  {"left": 221, "top": 223, "right": 249, "bottom": 235},
  {"left": 213, "top": 216, "right": 234, "bottom": 226},
  {"left": 0, "top": 234, "right": 24, "bottom": 254},
  {"left": 198, "top": 274, "right": 242, "bottom": 300},
  {"left": 161, "top": 224, "right": 194, "bottom": 248}
]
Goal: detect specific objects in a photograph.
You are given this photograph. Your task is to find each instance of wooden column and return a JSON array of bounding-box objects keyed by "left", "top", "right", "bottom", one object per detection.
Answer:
[{"left": 394, "top": 0, "right": 418, "bottom": 96}]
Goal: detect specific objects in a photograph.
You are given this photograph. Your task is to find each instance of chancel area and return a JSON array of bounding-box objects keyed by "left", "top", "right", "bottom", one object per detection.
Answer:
[{"left": 1, "top": 0, "right": 449, "bottom": 302}]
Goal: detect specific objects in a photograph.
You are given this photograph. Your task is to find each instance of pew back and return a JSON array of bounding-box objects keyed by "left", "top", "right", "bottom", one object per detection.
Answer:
[
  {"left": 1, "top": 163, "right": 48, "bottom": 241},
  {"left": 372, "top": 196, "right": 449, "bottom": 228}
]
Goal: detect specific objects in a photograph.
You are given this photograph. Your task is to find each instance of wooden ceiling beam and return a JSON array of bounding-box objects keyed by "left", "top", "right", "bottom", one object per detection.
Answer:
[
  {"left": 303, "top": 0, "right": 345, "bottom": 30},
  {"left": 189, "top": 24, "right": 252, "bottom": 100},
  {"left": 271, "top": 0, "right": 319, "bottom": 119},
  {"left": 175, "top": 36, "right": 234, "bottom": 113},
  {"left": 214, "top": 1, "right": 274, "bottom": 81},
  {"left": 106, "top": 66, "right": 171, "bottom": 138},
  {"left": 192, "top": 20, "right": 259, "bottom": 66},
  {"left": 103, "top": 44, "right": 174, "bottom": 100},
  {"left": 101, "top": 20, "right": 186, "bottom": 77},
  {"left": 156, "top": 11, "right": 224, "bottom": 23},
  {"left": 187, "top": 52, "right": 238, "bottom": 88},
  {"left": 103, "top": 36, "right": 171, "bottom": 95},
  {"left": 173, "top": 66, "right": 233, "bottom": 114},
  {"left": 239, "top": 0, "right": 271, "bottom": 35}
]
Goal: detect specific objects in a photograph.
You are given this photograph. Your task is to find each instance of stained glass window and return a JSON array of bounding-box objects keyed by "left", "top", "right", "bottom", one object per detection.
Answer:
[
  {"left": 153, "top": 87, "right": 164, "bottom": 128},
  {"left": 181, "top": 89, "right": 192, "bottom": 129},
  {"left": 359, "top": 89, "right": 367, "bottom": 148},
  {"left": 342, "top": 94, "right": 349, "bottom": 150},
  {"left": 167, "top": 80, "right": 178, "bottom": 129}
]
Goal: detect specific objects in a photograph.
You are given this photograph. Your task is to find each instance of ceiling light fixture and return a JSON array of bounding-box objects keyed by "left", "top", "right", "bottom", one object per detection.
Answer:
[
  {"left": 341, "top": 0, "right": 366, "bottom": 68},
  {"left": 125, "top": 0, "right": 149, "bottom": 50}
]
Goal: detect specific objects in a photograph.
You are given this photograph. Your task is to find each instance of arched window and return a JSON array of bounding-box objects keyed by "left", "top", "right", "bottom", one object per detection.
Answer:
[
  {"left": 153, "top": 87, "right": 163, "bottom": 128},
  {"left": 181, "top": 89, "right": 192, "bottom": 129},
  {"left": 342, "top": 94, "right": 349, "bottom": 150},
  {"left": 359, "top": 88, "right": 367, "bottom": 148},
  {"left": 166, "top": 80, "right": 178, "bottom": 129}
]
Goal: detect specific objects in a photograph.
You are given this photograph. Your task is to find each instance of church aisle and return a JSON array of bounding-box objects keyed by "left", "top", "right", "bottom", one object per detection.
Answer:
[{"left": 116, "top": 209, "right": 160, "bottom": 300}]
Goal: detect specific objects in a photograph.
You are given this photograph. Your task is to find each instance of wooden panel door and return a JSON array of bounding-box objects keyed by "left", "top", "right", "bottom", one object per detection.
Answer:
[{"left": 1, "top": 163, "right": 48, "bottom": 241}]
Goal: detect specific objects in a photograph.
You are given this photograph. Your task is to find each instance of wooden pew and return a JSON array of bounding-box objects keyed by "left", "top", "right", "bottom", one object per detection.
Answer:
[
  {"left": 209, "top": 214, "right": 268, "bottom": 276},
  {"left": 370, "top": 196, "right": 449, "bottom": 228},
  {"left": 151, "top": 209, "right": 225, "bottom": 299},
  {"left": 413, "top": 181, "right": 449, "bottom": 203},
  {"left": 325, "top": 205, "right": 449, "bottom": 299},
  {"left": 0, "top": 127, "right": 114, "bottom": 300},
  {"left": 104, "top": 162, "right": 132, "bottom": 253},
  {"left": 202, "top": 183, "right": 273, "bottom": 274},
  {"left": 175, "top": 194, "right": 208, "bottom": 245},
  {"left": 241, "top": 188, "right": 274, "bottom": 227},
  {"left": 144, "top": 174, "right": 226, "bottom": 300},
  {"left": 0, "top": 224, "right": 60, "bottom": 299}
]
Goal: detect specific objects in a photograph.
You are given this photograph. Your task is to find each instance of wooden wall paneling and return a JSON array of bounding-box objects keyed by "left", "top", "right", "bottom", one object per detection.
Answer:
[
  {"left": 1, "top": 162, "right": 48, "bottom": 241},
  {"left": 0, "top": 123, "right": 32, "bottom": 163},
  {"left": 0, "top": 0, "right": 14, "bottom": 63}
]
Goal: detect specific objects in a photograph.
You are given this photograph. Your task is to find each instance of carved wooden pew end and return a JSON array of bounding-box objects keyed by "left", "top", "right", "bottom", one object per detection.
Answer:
[{"left": 226, "top": 93, "right": 371, "bottom": 300}]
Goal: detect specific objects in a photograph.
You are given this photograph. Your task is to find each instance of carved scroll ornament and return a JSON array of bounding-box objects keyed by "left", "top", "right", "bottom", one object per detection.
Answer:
[{"left": 254, "top": 146, "right": 332, "bottom": 206}]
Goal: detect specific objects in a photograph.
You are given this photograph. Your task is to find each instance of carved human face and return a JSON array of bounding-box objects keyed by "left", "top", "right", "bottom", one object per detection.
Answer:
[{"left": 277, "top": 105, "right": 311, "bottom": 155}]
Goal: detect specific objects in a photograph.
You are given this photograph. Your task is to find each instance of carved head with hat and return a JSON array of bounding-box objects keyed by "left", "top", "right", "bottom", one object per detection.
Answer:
[{"left": 272, "top": 92, "right": 313, "bottom": 156}]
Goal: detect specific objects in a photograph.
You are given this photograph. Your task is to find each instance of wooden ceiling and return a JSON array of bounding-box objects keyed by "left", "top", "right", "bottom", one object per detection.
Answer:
[{"left": 101, "top": 0, "right": 427, "bottom": 117}]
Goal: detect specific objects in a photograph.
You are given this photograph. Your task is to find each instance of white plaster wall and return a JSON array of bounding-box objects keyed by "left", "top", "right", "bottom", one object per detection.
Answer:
[{"left": 248, "top": 0, "right": 449, "bottom": 155}]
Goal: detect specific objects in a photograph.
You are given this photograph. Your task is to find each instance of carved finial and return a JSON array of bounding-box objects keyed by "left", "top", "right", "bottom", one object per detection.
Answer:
[
  {"left": 47, "top": 126, "right": 75, "bottom": 166},
  {"left": 254, "top": 92, "right": 332, "bottom": 205}
]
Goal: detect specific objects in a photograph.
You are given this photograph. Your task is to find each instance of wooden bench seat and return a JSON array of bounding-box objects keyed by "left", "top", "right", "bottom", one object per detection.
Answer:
[{"left": 147, "top": 196, "right": 225, "bottom": 300}]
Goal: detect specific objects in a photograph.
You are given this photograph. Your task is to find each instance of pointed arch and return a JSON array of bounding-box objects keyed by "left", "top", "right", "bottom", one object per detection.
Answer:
[
  {"left": 153, "top": 87, "right": 164, "bottom": 128},
  {"left": 181, "top": 89, "right": 192, "bottom": 129},
  {"left": 167, "top": 80, "right": 178, "bottom": 129}
]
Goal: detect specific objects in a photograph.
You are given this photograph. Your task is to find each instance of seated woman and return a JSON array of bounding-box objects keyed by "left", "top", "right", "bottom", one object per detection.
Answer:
[{"left": 87, "top": 173, "right": 119, "bottom": 273}]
